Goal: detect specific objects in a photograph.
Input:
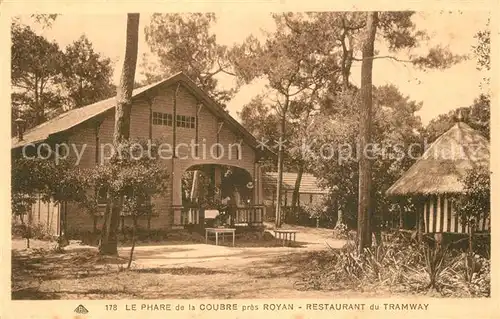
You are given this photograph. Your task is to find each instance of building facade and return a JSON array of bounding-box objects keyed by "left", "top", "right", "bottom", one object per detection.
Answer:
[{"left": 12, "top": 73, "right": 270, "bottom": 236}]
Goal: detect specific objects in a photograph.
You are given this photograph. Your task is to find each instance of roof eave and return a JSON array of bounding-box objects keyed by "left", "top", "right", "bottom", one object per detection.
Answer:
[{"left": 10, "top": 72, "right": 266, "bottom": 153}]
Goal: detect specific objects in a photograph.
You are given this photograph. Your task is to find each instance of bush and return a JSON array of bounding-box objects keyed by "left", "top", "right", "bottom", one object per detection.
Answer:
[
  {"left": 453, "top": 166, "right": 490, "bottom": 232},
  {"left": 29, "top": 223, "right": 57, "bottom": 240},
  {"left": 12, "top": 223, "right": 27, "bottom": 238},
  {"left": 472, "top": 234, "right": 490, "bottom": 258},
  {"left": 439, "top": 252, "right": 490, "bottom": 297},
  {"left": 332, "top": 223, "right": 349, "bottom": 239},
  {"left": 12, "top": 222, "right": 56, "bottom": 241},
  {"left": 284, "top": 202, "right": 334, "bottom": 227},
  {"left": 299, "top": 235, "right": 490, "bottom": 297}
]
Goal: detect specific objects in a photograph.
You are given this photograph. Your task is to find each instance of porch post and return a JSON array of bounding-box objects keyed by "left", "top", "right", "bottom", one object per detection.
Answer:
[
  {"left": 214, "top": 165, "right": 222, "bottom": 201},
  {"left": 170, "top": 85, "right": 180, "bottom": 228},
  {"left": 172, "top": 173, "right": 182, "bottom": 205},
  {"left": 171, "top": 161, "right": 183, "bottom": 226},
  {"left": 253, "top": 162, "right": 259, "bottom": 205},
  {"left": 258, "top": 164, "right": 263, "bottom": 205}
]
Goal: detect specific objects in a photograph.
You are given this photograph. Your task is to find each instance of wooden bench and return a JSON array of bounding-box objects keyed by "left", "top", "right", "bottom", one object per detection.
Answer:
[
  {"left": 274, "top": 229, "right": 298, "bottom": 246},
  {"left": 205, "top": 228, "right": 236, "bottom": 247}
]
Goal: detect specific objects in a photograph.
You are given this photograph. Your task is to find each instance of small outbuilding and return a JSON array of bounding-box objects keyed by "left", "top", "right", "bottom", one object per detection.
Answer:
[
  {"left": 263, "top": 172, "right": 329, "bottom": 207},
  {"left": 386, "top": 120, "right": 490, "bottom": 234}
]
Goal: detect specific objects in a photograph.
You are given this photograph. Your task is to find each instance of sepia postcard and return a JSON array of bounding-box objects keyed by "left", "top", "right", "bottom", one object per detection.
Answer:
[{"left": 1, "top": 0, "right": 498, "bottom": 318}]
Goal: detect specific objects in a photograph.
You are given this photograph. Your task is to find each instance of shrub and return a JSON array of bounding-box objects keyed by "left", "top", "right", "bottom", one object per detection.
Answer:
[
  {"left": 300, "top": 234, "right": 490, "bottom": 297},
  {"left": 12, "top": 222, "right": 56, "bottom": 241},
  {"left": 439, "top": 252, "right": 490, "bottom": 297},
  {"left": 29, "top": 223, "right": 56, "bottom": 240},
  {"left": 332, "top": 222, "right": 349, "bottom": 239},
  {"left": 423, "top": 244, "right": 449, "bottom": 290},
  {"left": 472, "top": 234, "right": 490, "bottom": 258},
  {"left": 453, "top": 166, "right": 490, "bottom": 230},
  {"left": 12, "top": 223, "right": 27, "bottom": 238}
]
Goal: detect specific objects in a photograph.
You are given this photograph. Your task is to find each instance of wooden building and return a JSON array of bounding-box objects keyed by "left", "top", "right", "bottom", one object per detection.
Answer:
[
  {"left": 11, "top": 72, "right": 272, "bottom": 236},
  {"left": 263, "top": 172, "right": 329, "bottom": 207},
  {"left": 386, "top": 120, "right": 490, "bottom": 234},
  {"left": 262, "top": 172, "right": 329, "bottom": 222}
]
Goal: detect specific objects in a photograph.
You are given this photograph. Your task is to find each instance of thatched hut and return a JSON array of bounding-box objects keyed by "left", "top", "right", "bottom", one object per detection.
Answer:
[{"left": 386, "top": 120, "right": 490, "bottom": 234}]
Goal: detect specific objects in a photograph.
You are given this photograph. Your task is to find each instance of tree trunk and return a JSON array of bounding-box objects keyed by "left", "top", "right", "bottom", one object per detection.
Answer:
[
  {"left": 113, "top": 14, "right": 140, "bottom": 145},
  {"left": 127, "top": 215, "right": 138, "bottom": 269},
  {"left": 357, "top": 11, "right": 378, "bottom": 254},
  {"left": 399, "top": 202, "right": 404, "bottom": 229},
  {"left": 416, "top": 198, "right": 424, "bottom": 243},
  {"left": 468, "top": 219, "right": 475, "bottom": 254},
  {"left": 336, "top": 207, "right": 343, "bottom": 226},
  {"left": 26, "top": 203, "right": 32, "bottom": 248},
  {"left": 99, "top": 13, "right": 140, "bottom": 256},
  {"left": 275, "top": 111, "right": 287, "bottom": 229},
  {"left": 291, "top": 163, "right": 304, "bottom": 223},
  {"left": 99, "top": 190, "right": 119, "bottom": 255},
  {"left": 93, "top": 215, "right": 97, "bottom": 234},
  {"left": 147, "top": 211, "right": 152, "bottom": 230},
  {"left": 34, "top": 77, "right": 44, "bottom": 126}
]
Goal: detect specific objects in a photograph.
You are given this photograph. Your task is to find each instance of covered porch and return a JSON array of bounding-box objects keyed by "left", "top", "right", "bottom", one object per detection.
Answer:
[{"left": 172, "top": 164, "right": 264, "bottom": 228}]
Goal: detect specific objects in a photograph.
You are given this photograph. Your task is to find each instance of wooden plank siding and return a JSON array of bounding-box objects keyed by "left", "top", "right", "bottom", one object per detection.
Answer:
[{"left": 423, "top": 195, "right": 490, "bottom": 233}]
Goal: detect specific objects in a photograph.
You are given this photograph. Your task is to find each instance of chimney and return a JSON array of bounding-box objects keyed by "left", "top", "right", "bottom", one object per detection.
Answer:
[{"left": 14, "top": 117, "right": 26, "bottom": 141}]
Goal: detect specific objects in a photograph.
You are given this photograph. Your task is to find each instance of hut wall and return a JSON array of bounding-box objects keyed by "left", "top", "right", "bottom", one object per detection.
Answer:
[{"left": 423, "top": 195, "right": 490, "bottom": 233}]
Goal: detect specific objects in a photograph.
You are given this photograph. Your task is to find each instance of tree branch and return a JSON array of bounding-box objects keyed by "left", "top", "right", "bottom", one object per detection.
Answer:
[
  {"left": 288, "top": 85, "right": 312, "bottom": 97},
  {"left": 216, "top": 58, "right": 237, "bottom": 77},
  {"left": 353, "top": 55, "right": 413, "bottom": 63},
  {"left": 343, "top": 21, "right": 366, "bottom": 31}
]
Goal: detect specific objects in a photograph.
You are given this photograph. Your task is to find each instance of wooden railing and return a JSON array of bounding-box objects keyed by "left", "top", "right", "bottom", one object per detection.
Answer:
[
  {"left": 176, "top": 204, "right": 200, "bottom": 225},
  {"left": 175, "top": 205, "right": 264, "bottom": 226},
  {"left": 234, "top": 206, "right": 264, "bottom": 225}
]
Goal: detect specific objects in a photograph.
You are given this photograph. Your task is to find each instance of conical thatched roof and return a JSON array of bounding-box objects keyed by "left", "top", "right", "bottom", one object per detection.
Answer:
[{"left": 386, "top": 122, "right": 489, "bottom": 196}]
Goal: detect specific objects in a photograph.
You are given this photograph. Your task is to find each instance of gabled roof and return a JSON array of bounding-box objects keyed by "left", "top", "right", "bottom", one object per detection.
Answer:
[
  {"left": 386, "top": 122, "right": 490, "bottom": 196},
  {"left": 12, "top": 72, "right": 269, "bottom": 154},
  {"left": 11, "top": 80, "right": 160, "bottom": 149},
  {"left": 263, "top": 172, "right": 329, "bottom": 194}
]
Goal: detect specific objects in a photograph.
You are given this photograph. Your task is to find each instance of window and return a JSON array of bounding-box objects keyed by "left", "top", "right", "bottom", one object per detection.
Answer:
[
  {"left": 176, "top": 115, "right": 196, "bottom": 128},
  {"left": 153, "top": 112, "right": 195, "bottom": 128},
  {"left": 152, "top": 112, "right": 173, "bottom": 126},
  {"left": 152, "top": 112, "right": 161, "bottom": 125},
  {"left": 309, "top": 194, "right": 314, "bottom": 204}
]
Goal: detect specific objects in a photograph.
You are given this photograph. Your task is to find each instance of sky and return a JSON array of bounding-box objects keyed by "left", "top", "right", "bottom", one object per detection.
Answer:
[{"left": 24, "top": 10, "right": 489, "bottom": 125}]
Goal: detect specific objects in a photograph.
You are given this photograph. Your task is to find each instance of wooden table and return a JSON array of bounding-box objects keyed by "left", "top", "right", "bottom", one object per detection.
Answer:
[
  {"left": 205, "top": 228, "right": 236, "bottom": 247},
  {"left": 274, "top": 229, "right": 298, "bottom": 246}
]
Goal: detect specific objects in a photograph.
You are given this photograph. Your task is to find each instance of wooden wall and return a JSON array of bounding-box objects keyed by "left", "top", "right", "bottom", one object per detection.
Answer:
[
  {"left": 63, "top": 80, "right": 260, "bottom": 233},
  {"left": 423, "top": 194, "right": 490, "bottom": 233}
]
